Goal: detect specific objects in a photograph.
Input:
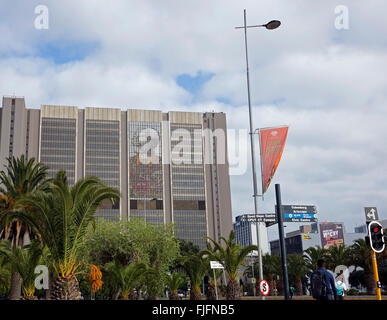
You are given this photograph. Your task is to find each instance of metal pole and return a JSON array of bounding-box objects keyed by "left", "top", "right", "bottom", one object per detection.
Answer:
[
  {"left": 213, "top": 269, "right": 219, "bottom": 300},
  {"left": 243, "top": 8, "right": 264, "bottom": 299},
  {"left": 371, "top": 250, "right": 382, "bottom": 300},
  {"left": 144, "top": 198, "right": 146, "bottom": 224},
  {"left": 251, "top": 257, "right": 256, "bottom": 296},
  {"left": 275, "top": 184, "right": 290, "bottom": 300}
]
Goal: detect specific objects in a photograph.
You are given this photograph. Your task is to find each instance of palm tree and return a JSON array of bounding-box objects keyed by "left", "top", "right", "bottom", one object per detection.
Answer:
[
  {"left": 202, "top": 230, "right": 257, "bottom": 300},
  {"left": 0, "top": 239, "right": 42, "bottom": 299},
  {"left": 326, "top": 245, "right": 350, "bottom": 271},
  {"left": 200, "top": 251, "right": 222, "bottom": 300},
  {"left": 105, "top": 260, "right": 147, "bottom": 300},
  {"left": 262, "top": 253, "right": 282, "bottom": 295},
  {"left": 180, "top": 255, "right": 207, "bottom": 300},
  {"left": 348, "top": 239, "right": 374, "bottom": 294},
  {"left": 243, "top": 255, "right": 281, "bottom": 296},
  {"left": 205, "top": 275, "right": 222, "bottom": 300},
  {"left": 0, "top": 155, "right": 48, "bottom": 300},
  {"left": 287, "top": 254, "right": 308, "bottom": 296},
  {"left": 303, "top": 246, "right": 328, "bottom": 272},
  {"left": 0, "top": 256, "right": 11, "bottom": 297},
  {"left": 166, "top": 272, "right": 186, "bottom": 300},
  {"left": 17, "top": 170, "right": 120, "bottom": 300}
]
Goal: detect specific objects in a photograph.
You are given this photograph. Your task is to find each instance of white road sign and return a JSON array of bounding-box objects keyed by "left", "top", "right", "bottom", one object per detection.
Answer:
[
  {"left": 210, "top": 261, "right": 224, "bottom": 269},
  {"left": 364, "top": 207, "right": 379, "bottom": 222},
  {"left": 259, "top": 279, "right": 270, "bottom": 296}
]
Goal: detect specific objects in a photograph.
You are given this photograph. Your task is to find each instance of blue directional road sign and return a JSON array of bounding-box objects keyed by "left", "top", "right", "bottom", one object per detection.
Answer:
[{"left": 281, "top": 205, "right": 318, "bottom": 222}]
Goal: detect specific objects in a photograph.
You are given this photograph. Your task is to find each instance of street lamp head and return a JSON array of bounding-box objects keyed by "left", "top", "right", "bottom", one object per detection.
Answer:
[{"left": 264, "top": 20, "right": 281, "bottom": 30}]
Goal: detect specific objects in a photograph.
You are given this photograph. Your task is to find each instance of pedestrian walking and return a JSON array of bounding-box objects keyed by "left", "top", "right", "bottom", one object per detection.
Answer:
[
  {"left": 310, "top": 259, "right": 337, "bottom": 301},
  {"left": 335, "top": 280, "right": 347, "bottom": 300},
  {"left": 289, "top": 284, "right": 295, "bottom": 299}
]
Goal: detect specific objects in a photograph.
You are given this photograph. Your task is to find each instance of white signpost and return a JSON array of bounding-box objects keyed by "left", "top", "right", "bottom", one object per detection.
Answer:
[
  {"left": 210, "top": 261, "right": 225, "bottom": 300},
  {"left": 210, "top": 261, "right": 224, "bottom": 269},
  {"left": 364, "top": 207, "right": 379, "bottom": 222}
]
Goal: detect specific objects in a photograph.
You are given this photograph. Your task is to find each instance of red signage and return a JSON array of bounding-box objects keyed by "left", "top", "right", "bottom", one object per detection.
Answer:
[
  {"left": 259, "top": 126, "right": 289, "bottom": 194},
  {"left": 259, "top": 279, "right": 270, "bottom": 296}
]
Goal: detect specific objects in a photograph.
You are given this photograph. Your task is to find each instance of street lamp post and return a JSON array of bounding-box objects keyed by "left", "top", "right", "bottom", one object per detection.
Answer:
[{"left": 235, "top": 9, "right": 281, "bottom": 300}]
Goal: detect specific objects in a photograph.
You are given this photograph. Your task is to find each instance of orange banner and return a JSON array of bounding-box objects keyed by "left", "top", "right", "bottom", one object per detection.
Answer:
[{"left": 259, "top": 126, "right": 288, "bottom": 194}]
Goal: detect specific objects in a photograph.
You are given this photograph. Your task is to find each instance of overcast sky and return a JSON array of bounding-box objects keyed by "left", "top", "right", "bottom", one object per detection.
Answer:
[{"left": 1, "top": 1, "right": 386, "bottom": 240}]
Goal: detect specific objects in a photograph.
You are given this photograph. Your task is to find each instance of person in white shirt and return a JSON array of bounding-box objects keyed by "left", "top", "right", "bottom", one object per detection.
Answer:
[{"left": 335, "top": 280, "right": 347, "bottom": 300}]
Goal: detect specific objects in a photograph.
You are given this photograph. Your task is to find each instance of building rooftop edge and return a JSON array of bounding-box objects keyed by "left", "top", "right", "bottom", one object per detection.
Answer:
[{"left": 2, "top": 96, "right": 225, "bottom": 116}]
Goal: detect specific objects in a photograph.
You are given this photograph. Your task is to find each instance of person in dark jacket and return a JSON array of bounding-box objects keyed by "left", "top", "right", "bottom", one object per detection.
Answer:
[{"left": 316, "top": 259, "right": 337, "bottom": 300}]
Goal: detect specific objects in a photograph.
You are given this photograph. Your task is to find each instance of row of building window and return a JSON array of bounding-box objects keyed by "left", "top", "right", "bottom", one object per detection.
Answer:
[
  {"left": 86, "top": 120, "right": 119, "bottom": 131},
  {"left": 85, "top": 164, "right": 119, "bottom": 171},
  {"left": 86, "top": 171, "right": 120, "bottom": 179},
  {"left": 41, "top": 149, "right": 76, "bottom": 156},
  {"left": 86, "top": 151, "right": 119, "bottom": 157},
  {"left": 41, "top": 142, "right": 76, "bottom": 149},
  {"left": 130, "top": 199, "right": 163, "bottom": 210},
  {"left": 85, "top": 157, "right": 119, "bottom": 164},
  {"left": 86, "top": 143, "right": 120, "bottom": 150},
  {"left": 172, "top": 181, "right": 205, "bottom": 188},
  {"left": 41, "top": 128, "right": 76, "bottom": 135},
  {"left": 172, "top": 174, "right": 205, "bottom": 181},
  {"left": 172, "top": 167, "right": 204, "bottom": 174},
  {"left": 129, "top": 210, "right": 164, "bottom": 226},
  {"left": 42, "top": 163, "right": 75, "bottom": 170},
  {"left": 86, "top": 130, "right": 119, "bottom": 137},
  {"left": 95, "top": 209, "right": 120, "bottom": 222},
  {"left": 42, "top": 118, "right": 76, "bottom": 127},
  {"left": 86, "top": 137, "right": 119, "bottom": 144}
]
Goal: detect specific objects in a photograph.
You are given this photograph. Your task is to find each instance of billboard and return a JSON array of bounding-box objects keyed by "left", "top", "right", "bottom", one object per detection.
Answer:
[
  {"left": 319, "top": 223, "right": 344, "bottom": 249},
  {"left": 128, "top": 122, "right": 163, "bottom": 199},
  {"left": 259, "top": 126, "right": 289, "bottom": 194},
  {"left": 129, "top": 154, "right": 163, "bottom": 198}
]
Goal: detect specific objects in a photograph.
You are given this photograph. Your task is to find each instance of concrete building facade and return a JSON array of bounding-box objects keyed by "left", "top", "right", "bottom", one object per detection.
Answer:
[{"left": 0, "top": 96, "right": 233, "bottom": 248}]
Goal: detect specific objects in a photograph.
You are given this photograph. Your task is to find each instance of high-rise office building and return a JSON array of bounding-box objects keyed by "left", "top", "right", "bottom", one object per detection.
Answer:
[
  {"left": 0, "top": 96, "right": 233, "bottom": 248},
  {"left": 233, "top": 214, "right": 270, "bottom": 255}
]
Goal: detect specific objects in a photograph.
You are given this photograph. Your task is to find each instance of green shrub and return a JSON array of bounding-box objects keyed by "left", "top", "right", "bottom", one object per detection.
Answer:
[{"left": 347, "top": 288, "right": 359, "bottom": 296}]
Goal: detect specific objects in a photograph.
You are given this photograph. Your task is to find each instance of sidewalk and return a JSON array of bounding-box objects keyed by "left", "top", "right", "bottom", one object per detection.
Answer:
[{"left": 241, "top": 295, "right": 387, "bottom": 300}]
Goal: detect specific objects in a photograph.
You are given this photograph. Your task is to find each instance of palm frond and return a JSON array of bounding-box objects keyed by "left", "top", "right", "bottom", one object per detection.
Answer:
[{"left": 16, "top": 170, "right": 119, "bottom": 277}]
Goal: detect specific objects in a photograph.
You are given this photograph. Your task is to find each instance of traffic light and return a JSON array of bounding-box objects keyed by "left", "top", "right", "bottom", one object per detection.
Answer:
[{"left": 368, "top": 221, "right": 385, "bottom": 253}]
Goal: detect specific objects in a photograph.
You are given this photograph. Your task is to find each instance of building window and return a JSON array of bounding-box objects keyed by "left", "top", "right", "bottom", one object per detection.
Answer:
[
  {"left": 130, "top": 200, "right": 138, "bottom": 210},
  {"left": 170, "top": 123, "right": 207, "bottom": 248},
  {"left": 40, "top": 117, "right": 77, "bottom": 185},
  {"left": 85, "top": 119, "right": 120, "bottom": 221},
  {"left": 156, "top": 200, "right": 163, "bottom": 210}
]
